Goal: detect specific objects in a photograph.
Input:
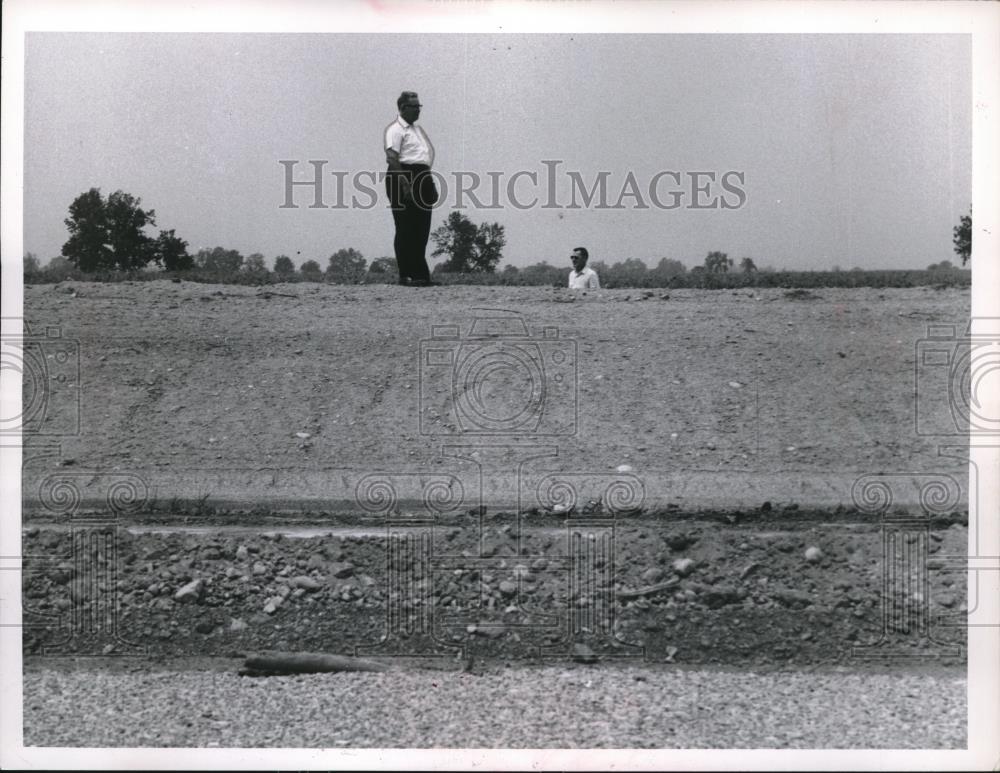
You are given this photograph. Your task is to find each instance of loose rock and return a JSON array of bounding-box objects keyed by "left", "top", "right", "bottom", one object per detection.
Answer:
[
  {"left": 701, "top": 585, "right": 743, "bottom": 609},
  {"left": 329, "top": 562, "right": 355, "bottom": 579},
  {"left": 174, "top": 578, "right": 203, "bottom": 603},
  {"left": 739, "top": 562, "right": 759, "bottom": 579},
  {"left": 291, "top": 576, "right": 321, "bottom": 591},
  {"left": 805, "top": 546, "right": 824, "bottom": 563},
  {"left": 572, "top": 643, "right": 598, "bottom": 664},
  {"left": 641, "top": 567, "right": 665, "bottom": 584},
  {"left": 771, "top": 588, "right": 814, "bottom": 608},
  {"left": 666, "top": 533, "right": 695, "bottom": 551},
  {"left": 672, "top": 558, "right": 696, "bottom": 577}
]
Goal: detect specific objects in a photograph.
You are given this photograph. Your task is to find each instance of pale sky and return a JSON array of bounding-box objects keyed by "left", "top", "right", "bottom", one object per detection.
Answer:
[{"left": 24, "top": 33, "right": 971, "bottom": 270}]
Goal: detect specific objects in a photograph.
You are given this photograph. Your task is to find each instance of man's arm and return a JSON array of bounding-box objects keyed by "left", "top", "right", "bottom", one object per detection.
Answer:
[
  {"left": 588, "top": 271, "right": 600, "bottom": 289},
  {"left": 385, "top": 148, "right": 412, "bottom": 201}
]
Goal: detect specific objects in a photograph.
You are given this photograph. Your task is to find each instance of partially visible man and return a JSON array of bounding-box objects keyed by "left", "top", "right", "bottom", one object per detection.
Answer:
[
  {"left": 384, "top": 91, "right": 438, "bottom": 286},
  {"left": 568, "top": 247, "right": 600, "bottom": 290}
]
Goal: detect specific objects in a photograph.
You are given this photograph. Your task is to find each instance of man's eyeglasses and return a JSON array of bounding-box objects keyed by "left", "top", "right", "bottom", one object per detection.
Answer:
[{"left": 403, "top": 103, "right": 422, "bottom": 109}]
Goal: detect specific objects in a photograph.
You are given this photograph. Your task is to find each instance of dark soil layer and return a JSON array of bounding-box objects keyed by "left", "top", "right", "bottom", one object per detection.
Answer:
[{"left": 22, "top": 513, "right": 968, "bottom": 666}]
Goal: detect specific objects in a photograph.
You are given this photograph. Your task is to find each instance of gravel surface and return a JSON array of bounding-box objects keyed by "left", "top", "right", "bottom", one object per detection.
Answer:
[{"left": 23, "top": 664, "right": 966, "bottom": 748}]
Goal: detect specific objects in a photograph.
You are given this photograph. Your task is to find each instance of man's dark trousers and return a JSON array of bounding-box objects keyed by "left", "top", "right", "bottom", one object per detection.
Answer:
[{"left": 386, "top": 163, "right": 437, "bottom": 283}]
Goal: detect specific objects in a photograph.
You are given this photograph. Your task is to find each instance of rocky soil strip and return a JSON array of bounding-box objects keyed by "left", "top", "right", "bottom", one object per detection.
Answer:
[{"left": 22, "top": 515, "right": 967, "bottom": 665}]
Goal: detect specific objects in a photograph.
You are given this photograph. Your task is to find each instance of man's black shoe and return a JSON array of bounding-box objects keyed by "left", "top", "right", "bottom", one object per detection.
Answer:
[
  {"left": 398, "top": 277, "right": 413, "bottom": 286},
  {"left": 412, "top": 279, "right": 440, "bottom": 287}
]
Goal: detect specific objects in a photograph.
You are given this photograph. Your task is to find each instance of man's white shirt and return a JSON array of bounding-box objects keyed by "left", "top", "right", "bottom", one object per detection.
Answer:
[
  {"left": 568, "top": 266, "right": 600, "bottom": 289},
  {"left": 385, "top": 116, "right": 434, "bottom": 166}
]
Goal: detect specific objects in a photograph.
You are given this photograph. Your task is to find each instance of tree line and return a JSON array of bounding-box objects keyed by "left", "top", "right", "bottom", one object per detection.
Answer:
[{"left": 25, "top": 187, "right": 972, "bottom": 287}]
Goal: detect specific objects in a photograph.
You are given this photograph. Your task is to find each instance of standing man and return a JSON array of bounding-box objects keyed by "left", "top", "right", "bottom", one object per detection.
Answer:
[
  {"left": 568, "top": 247, "right": 600, "bottom": 289},
  {"left": 384, "top": 91, "right": 438, "bottom": 286}
]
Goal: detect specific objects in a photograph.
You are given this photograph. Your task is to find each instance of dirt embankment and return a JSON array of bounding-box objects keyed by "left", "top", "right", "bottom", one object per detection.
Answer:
[
  {"left": 21, "top": 282, "right": 970, "bottom": 511},
  {"left": 19, "top": 282, "right": 970, "bottom": 665}
]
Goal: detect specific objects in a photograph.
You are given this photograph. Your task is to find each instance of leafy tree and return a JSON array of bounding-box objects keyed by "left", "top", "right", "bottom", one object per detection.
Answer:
[
  {"left": 326, "top": 248, "right": 367, "bottom": 281},
  {"left": 61, "top": 188, "right": 115, "bottom": 271},
  {"left": 244, "top": 253, "right": 268, "bottom": 276},
  {"left": 103, "top": 190, "right": 157, "bottom": 269},
  {"left": 927, "top": 260, "right": 956, "bottom": 272},
  {"left": 605, "top": 258, "right": 648, "bottom": 287},
  {"left": 155, "top": 229, "right": 193, "bottom": 271},
  {"left": 23, "top": 252, "right": 40, "bottom": 275},
  {"left": 196, "top": 246, "right": 244, "bottom": 275},
  {"left": 590, "top": 260, "right": 611, "bottom": 278},
  {"left": 431, "top": 211, "right": 506, "bottom": 273},
  {"left": 273, "top": 255, "right": 295, "bottom": 278},
  {"left": 953, "top": 208, "right": 971, "bottom": 266},
  {"left": 45, "top": 256, "right": 76, "bottom": 281},
  {"left": 62, "top": 187, "right": 193, "bottom": 272},
  {"left": 651, "top": 258, "right": 686, "bottom": 280},
  {"left": 704, "top": 251, "right": 733, "bottom": 274},
  {"left": 431, "top": 212, "right": 476, "bottom": 272},
  {"left": 502, "top": 264, "right": 520, "bottom": 276},
  {"left": 299, "top": 259, "right": 323, "bottom": 281},
  {"left": 739, "top": 257, "right": 757, "bottom": 274},
  {"left": 520, "top": 261, "right": 563, "bottom": 285},
  {"left": 368, "top": 256, "right": 397, "bottom": 274},
  {"left": 472, "top": 222, "right": 505, "bottom": 273}
]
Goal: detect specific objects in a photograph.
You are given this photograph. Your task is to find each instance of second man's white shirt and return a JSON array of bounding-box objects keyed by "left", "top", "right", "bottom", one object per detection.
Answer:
[
  {"left": 568, "top": 267, "right": 600, "bottom": 289},
  {"left": 385, "top": 116, "right": 434, "bottom": 166}
]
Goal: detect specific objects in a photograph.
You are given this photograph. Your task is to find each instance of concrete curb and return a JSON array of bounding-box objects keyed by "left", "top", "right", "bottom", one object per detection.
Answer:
[{"left": 21, "top": 465, "right": 968, "bottom": 517}]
